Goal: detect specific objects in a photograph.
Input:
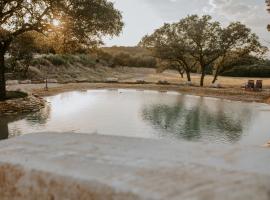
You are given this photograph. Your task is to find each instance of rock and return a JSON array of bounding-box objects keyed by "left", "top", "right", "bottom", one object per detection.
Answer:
[
  {"left": 46, "top": 79, "right": 58, "bottom": 83},
  {"left": 76, "top": 78, "right": 88, "bottom": 83},
  {"left": 31, "top": 80, "right": 44, "bottom": 84},
  {"left": 0, "top": 95, "right": 46, "bottom": 116},
  {"left": 211, "top": 83, "right": 222, "bottom": 88},
  {"left": 136, "top": 79, "right": 146, "bottom": 84},
  {"left": 19, "top": 80, "right": 32, "bottom": 84},
  {"left": 158, "top": 80, "right": 169, "bottom": 85},
  {"left": 0, "top": 133, "right": 270, "bottom": 200},
  {"left": 6, "top": 80, "right": 19, "bottom": 85},
  {"left": 105, "top": 78, "right": 119, "bottom": 83}
]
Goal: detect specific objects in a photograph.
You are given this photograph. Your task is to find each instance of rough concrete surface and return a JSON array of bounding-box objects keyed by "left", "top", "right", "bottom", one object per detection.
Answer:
[{"left": 0, "top": 133, "right": 269, "bottom": 200}]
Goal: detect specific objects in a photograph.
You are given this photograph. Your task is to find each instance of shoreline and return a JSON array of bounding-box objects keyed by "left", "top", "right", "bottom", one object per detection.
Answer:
[{"left": 31, "top": 82, "right": 270, "bottom": 105}]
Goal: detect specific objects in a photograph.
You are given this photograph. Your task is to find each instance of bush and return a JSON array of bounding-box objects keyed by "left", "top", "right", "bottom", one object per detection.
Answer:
[
  {"left": 44, "top": 55, "right": 67, "bottom": 66},
  {"left": 31, "top": 57, "right": 51, "bottom": 66},
  {"left": 60, "top": 55, "right": 77, "bottom": 64},
  {"left": 77, "top": 54, "right": 96, "bottom": 66},
  {"left": 222, "top": 65, "right": 270, "bottom": 77},
  {"left": 6, "top": 91, "right": 28, "bottom": 100},
  {"left": 107, "top": 53, "right": 157, "bottom": 68}
]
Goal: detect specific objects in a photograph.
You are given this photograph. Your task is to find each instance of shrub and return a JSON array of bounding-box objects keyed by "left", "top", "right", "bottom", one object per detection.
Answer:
[
  {"left": 77, "top": 54, "right": 96, "bottom": 66},
  {"left": 6, "top": 91, "right": 28, "bottom": 100},
  {"left": 31, "top": 57, "right": 51, "bottom": 66},
  {"left": 60, "top": 55, "right": 77, "bottom": 64},
  {"left": 44, "top": 55, "right": 67, "bottom": 66},
  {"left": 222, "top": 65, "right": 270, "bottom": 77}
]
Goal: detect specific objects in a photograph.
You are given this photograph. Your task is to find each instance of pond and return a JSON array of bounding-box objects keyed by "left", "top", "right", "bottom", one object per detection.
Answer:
[{"left": 1, "top": 89, "right": 270, "bottom": 145}]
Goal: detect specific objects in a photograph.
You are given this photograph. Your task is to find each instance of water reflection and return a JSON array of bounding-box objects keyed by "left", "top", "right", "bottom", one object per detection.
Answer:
[
  {"left": 0, "top": 105, "right": 51, "bottom": 140},
  {"left": 142, "top": 97, "right": 253, "bottom": 143},
  {"left": 0, "top": 118, "right": 9, "bottom": 140},
  {"left": 0, "top": 90, "right": 269, "bottom": 145}
]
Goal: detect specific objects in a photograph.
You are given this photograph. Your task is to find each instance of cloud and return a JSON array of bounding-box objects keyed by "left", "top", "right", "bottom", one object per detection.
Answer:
[
  {"left": 207, "top": 0, "right": 269, "bottom": 48},
  {"left": 105, "top": 0, "right": 270, "bottom": 50},
  {"left": 208, "top": 0, "right": 268, "bottom": 26}
]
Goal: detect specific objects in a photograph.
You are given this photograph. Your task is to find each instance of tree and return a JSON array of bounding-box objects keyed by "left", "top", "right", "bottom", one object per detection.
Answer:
[
  {"left": 141, "top": 15, "right": 267, "bottom": 86},
  {"left": 140, "top": 23, "right": 197, "bottom": 82},
  {"left": 0, "top": 0, "right": 123, "bottom": 100},
  {"left": 157, "top": 60, "right": 185, "bottom": 78},
  {"left": 177, "top": 15, "right": 222, "bottom": 86},
  {"left": 8, "top": 32, "right": 37, "bottom": 78},
  {"left": 212, "top": 22, "right": 267, "bottom": 83},
  {"left": 267, "top": 0, "right": 270, "bottom": 31}
]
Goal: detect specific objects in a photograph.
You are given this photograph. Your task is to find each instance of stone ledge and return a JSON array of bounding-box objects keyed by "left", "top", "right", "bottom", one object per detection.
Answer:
[
  {"left": 0, "top": 133, "right": 269, "bottom": 200},
  {"left": 0, "top": 95, "right": 46, "bottom": 116}
]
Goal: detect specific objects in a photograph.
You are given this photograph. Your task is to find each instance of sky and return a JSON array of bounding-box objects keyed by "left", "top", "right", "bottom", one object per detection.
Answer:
[{"left": 104, "top": 0, "right": 270, "bottom": 49}]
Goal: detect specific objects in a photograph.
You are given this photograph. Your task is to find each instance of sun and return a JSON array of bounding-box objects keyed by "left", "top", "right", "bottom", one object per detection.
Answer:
[{"left": 52, "top": 19, "right": 61, "bottom": 27}]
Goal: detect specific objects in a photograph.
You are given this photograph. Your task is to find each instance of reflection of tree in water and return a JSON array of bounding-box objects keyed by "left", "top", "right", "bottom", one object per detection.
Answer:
[
  {"left": 0, "top": 104, "right": 51, "bottom": 140},
  {"left": 0, "top": 118, "right": 9, "bottom": 140},
  {"left": 0, "top": 114, "right": 27, "bottom": 140},
  {"left": 142, "top": 98, "right": 252, "bottom": 144}
]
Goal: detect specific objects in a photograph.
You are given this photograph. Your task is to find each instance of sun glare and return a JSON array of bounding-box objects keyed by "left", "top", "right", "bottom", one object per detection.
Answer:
[{"left": 52, "top": 19, "right": 61, "bottom": 27}]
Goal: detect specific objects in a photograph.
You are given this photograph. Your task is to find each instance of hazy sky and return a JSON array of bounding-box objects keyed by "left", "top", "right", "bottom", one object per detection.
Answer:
[{"left": 104, "top": 0, "right": 269, "bottom": 48}]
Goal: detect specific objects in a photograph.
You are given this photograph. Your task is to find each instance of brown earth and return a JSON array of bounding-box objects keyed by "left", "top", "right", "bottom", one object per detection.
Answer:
[
  {"left": 7, "top": 67, "right": 270, "bottom": 104},
  {"left": 30, "top": 82, "right": 270, "bottom": 105}
]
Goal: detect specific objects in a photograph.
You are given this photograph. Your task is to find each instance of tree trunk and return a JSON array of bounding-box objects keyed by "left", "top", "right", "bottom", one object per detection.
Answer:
[
  {"left": 212, "top": 71, "right": 218, "bottom": 84},
  {"left": 177, "top": 67, "right": 184, "bottom": 78},
  {"left": 200, "top": 68, "right": 206, "bottom": 87},
  {"left": 186, "top": 71, "right": 191, "bottom": 82},
  {"left": 0, "top": 51, "right": 6, "bottom": 101},
  {"left": 212, "top": 64, "right": 222, "bottom": 84},
  {"left": 180, "top": 72, "right": 184, "bottom": 78}
]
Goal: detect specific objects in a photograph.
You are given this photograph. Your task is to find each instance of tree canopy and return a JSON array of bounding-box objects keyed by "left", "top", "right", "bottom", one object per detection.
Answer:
[
  {"left": 267, "top": 0, "right": 270, "bottom": 31},
  {"left": 140, "top": 15, "right": 267, "bottom": 86},
  {"left": 0, "top": 0, "right": 123, "bottom": 100}
]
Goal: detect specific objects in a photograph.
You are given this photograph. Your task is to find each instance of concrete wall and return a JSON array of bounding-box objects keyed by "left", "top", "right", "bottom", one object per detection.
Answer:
[{"left": 0, "top": 133, "right": 269, "bottom": 200}]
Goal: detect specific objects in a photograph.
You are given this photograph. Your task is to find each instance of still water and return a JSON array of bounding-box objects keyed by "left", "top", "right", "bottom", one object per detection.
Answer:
[{"left": 1, "top": 89, "right": 270, "bottom": 145}]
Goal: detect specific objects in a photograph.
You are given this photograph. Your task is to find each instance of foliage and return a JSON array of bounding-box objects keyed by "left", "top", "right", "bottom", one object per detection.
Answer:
[
  {"left": 36, "top": 54, "right": 96, "bottom": 67},
  {"left": 140, "top": 15, "right": 267, "bottom": 86},
  {"left": 221, "top": 57, "right": 270, "bottom": 78},
  {"left": 267, "top": 0, "right": 270, "bottom": 31},
  {"left": 212, "top": 22, "right": 267, "bottom": 83},
  {"left": 97, "top": 48, "right": 157, "bottom": 68},
  {"left": 44, "top": 55, "right": 67, "bottom": 66},
  {"left": 0, "top": 0, "right": 123, "bottom": 100},
  {"left": 140, "top": 15, "right": 219, "bottom": 82},
  {"left": 6, "top": 91, "right": 28, "bottom": 100},
  {"left": 222, "top": 66, "right": 270, "bottom": 78}
]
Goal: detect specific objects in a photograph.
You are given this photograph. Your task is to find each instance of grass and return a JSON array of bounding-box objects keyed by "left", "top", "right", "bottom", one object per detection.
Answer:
[
  {"left": 5, "top": 91, "right": 28, "bottom": 100},
  {"left": 31, "top": 54, "right": 97, "bottom": 67},
  {"left": 44, "top": 55, "right": 67, "bottom": 66}
]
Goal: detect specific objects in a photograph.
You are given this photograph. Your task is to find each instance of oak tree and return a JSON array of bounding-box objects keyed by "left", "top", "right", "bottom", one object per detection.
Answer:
[{"left": 0, "top": 0, "right": 123, "bottom": 100}]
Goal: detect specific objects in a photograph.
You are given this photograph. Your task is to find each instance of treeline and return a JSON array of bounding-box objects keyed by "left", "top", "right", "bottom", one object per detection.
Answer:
[
  {"left": 97, "top": 47, "right": 157, "bottom": 68},
  {"left": 4, "top": 17, "right": 270, "bottom": 82},
  {"left": 221, "top": 57, "right": 270, "bottom": 78},
  {"left": 141, "top": 15, "right": 268, "bottom": 86},
  {"left": 8, "top": 32, "right": 157, "bottom": 70}
]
